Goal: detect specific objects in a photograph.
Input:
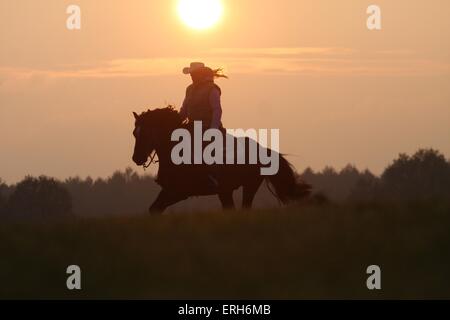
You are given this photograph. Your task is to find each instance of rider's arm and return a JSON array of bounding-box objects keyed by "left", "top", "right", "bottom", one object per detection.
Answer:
[
  {"left": 209, "top": 88, "right": 222, "bottom": 129},
  {"left": 179, "top": 98, "right": 188, "bottom": 121},
  {"left": 179, "top": 86, "right": 191, "bottom": 121}
]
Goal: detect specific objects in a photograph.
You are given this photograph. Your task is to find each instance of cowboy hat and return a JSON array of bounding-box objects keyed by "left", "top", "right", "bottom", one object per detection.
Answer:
[{"left": 182, "top": 62, "right": 206, "bottom": 75}]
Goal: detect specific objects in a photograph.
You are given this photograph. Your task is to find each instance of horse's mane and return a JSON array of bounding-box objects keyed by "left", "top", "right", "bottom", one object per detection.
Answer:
[{"left": 138, "top": 106, "right": 182, "bottom": 128}]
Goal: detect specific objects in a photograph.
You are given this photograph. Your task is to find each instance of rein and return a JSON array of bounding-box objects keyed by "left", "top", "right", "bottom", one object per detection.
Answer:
[{"left": 143, "top": 150, "right": 159, "bottom": 170}]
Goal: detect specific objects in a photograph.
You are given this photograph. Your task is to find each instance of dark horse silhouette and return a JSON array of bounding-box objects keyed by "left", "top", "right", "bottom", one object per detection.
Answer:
[{"left": 132, "top": 107, "right": 310, "bottom": 213}]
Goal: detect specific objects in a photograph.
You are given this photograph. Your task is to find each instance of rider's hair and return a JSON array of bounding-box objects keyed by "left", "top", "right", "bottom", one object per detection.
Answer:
[
  {"left": 211, "top": 68, "right": 228, "bottom": 79},
  {"left": 196, "top": 67, "right": 228, "bottom": 80}
]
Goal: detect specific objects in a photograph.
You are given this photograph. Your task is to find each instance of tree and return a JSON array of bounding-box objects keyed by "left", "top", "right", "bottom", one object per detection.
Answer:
[
  {"left": 7, "top": 176, "right": 72, "bottom": 219},
  {"left": 300, "top": 165, "right": 377, "bottom": 202},
  {"left": 0, "top": 194, "right": 4, "bottom": 214},
  {"left": 0, "top": 178, "right": 9, "bottom": 216},
  {"left": 381, "top": 148, "right": 450, "bottom": 202},
  {"left": 348, "top": 169, "right": 380, "bottom": 203}
]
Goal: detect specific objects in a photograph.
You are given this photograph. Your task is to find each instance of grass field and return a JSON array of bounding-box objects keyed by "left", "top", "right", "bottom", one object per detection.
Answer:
[{"left": 1, "top": 203, "right": 449, "bottom": 299}]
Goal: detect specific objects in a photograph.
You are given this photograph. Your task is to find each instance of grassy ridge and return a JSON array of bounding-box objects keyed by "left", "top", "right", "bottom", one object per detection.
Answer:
[{"left": 1, "top": 203, "right": 449, "bottom": 299}]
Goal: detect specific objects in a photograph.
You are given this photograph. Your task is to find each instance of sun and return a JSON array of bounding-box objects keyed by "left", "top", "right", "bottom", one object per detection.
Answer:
[{"left": 177, "top": 0, "right": 223, "bottom": 30}]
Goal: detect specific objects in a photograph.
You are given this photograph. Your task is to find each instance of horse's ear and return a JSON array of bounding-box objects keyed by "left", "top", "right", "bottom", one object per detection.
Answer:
[{"left": 133, "top": 112, "right": 139, "bottom": 120}]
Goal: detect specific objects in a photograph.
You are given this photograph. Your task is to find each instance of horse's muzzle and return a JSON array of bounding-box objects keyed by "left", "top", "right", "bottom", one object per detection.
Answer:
[{"left": 132, "top": 155, "right": 147, "bottom": 166}]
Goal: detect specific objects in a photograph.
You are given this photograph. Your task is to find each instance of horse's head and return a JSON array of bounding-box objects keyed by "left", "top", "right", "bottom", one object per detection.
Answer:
[
  {"left": 131, "top": 107, "right": 181, "bottom": 166},
  {"left": 132, "top": 111, "right": 152, "bottom": 166}
]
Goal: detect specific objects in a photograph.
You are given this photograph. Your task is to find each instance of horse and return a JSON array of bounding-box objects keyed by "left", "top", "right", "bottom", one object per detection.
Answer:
[{"left": 131, "top": 107, "right": 311, "bottom": 213}]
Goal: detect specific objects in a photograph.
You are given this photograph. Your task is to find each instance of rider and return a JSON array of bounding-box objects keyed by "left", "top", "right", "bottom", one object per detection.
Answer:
[
  {"left": 179, "top": 62, "right": 228, "bottom": 189},
  {"left": 179, "top": 62, "right": 228, "bottom": 130}
]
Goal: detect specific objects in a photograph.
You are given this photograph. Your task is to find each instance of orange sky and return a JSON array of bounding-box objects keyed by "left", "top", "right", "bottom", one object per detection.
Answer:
[{"left": 1, "top": 0, "right": 449, "bottom": 183}]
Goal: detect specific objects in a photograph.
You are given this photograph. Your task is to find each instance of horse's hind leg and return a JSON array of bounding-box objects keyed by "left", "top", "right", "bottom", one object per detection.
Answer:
[
  {"left": 218, "top": 191, "right": 235, "bottom": 210},
  {"left": 242, "top": 178, "right": 263, "bottom": 209},
  {"left": 149, "top": 189, "right": 187, "bottom": 214}
]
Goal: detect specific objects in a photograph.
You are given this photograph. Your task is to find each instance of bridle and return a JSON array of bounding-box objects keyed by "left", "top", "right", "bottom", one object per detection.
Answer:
[
  {"left": 143, "top": 150, "right": 159, "bottom": 169},
  {"left": 142, "top": 127, "right": 160, "bottom": 170}
]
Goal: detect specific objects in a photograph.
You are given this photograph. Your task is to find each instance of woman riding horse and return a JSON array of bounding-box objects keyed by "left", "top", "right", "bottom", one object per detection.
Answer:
[
  {"left": 179, "top": 62, "right": 228, "bottom": 130},
  {"left": 131, "top": 63, "right": 310, "bottom": 213},
  {"left": 179, "top": 62, "right": 228, "bottom": 188}
]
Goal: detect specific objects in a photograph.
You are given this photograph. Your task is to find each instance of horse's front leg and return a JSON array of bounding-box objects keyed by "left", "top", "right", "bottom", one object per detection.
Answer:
[
  {"left": 149, "top": 189, "right": 187, "bottom": 214},
  {"left": 218, "top": 191, "right": 236, "bottom": 210}
]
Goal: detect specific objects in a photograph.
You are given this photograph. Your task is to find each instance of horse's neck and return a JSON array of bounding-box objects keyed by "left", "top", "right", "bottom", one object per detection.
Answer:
[
  {"left": 153, "top": 126, "right": 180, "bottom": 165},
  {"left": 155, "top": 147, "right": 170, "bottom": 165}
]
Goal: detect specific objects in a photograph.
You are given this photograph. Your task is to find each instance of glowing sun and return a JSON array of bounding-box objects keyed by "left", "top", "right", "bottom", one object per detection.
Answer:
[{"left": 177, "top": 0, "right": 223, "bottom": 30}]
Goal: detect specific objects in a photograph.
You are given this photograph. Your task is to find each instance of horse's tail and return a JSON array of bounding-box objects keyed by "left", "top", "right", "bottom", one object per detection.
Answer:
[{"left": 266, "top": 155, "right": 311, "bottom": 204}]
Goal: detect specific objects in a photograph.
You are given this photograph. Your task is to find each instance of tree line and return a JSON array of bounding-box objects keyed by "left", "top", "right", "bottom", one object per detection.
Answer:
[{"left": 1, "top": 149, "right": 449, "bottom": 219}]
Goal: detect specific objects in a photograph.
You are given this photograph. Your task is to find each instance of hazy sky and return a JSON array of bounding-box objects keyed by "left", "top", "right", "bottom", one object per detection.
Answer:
[{"left": 1, "top": 0, "right": 449, "bottom": 183}]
